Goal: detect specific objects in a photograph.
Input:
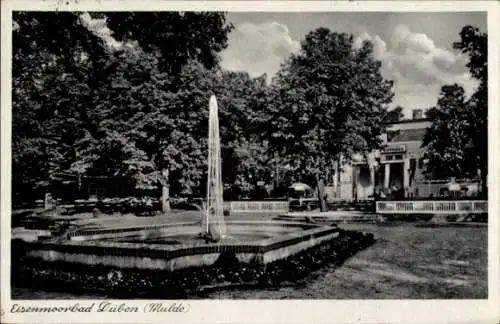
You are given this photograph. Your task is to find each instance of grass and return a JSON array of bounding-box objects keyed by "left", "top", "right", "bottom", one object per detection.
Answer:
[{"left": 208, "top": 223, "right": 487, "bottom": 299}]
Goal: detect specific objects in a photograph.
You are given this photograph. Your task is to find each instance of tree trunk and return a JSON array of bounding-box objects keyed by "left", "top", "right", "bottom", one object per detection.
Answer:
[
  {"left": 161, "top": 168, "right": 171, "bottom": 214},
  {"left": 480, "top": 169, "right": 487, "bottom": 198},
  {"left": 317, "top": 178, "right": 327, "bottom": 212}
]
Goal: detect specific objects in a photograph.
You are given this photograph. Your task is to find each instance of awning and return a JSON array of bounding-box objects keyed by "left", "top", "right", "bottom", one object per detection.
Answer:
[
  {"left": 288, "top": 183, "right": 312, "bottom": 191},
  {"left": 447, "top": 182, "right": 461, "bottom": 191}
]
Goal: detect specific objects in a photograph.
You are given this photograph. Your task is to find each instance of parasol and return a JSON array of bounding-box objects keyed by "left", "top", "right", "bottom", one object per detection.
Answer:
[{"left": 288, "top": 183, "right": 312, "bottom": 191}]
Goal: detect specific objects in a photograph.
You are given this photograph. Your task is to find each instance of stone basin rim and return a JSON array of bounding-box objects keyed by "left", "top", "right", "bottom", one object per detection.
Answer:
[
  {"left": 50, "top": 225, "right": 339, "bottom": 249},
  {"left": 66, "top": 220, "right": 320, "bottom": 238}
]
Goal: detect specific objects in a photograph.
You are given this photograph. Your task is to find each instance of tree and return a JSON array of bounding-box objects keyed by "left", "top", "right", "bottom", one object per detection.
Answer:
[
  {"left": 423, "top": 26, "right": 487, "bottom": 193},
  {"left": 104, "top": 12, "right": 233, "bottom": 78},
  {"left": 84, "top": 57, "right": 270, "bottom": 199},
  {"left": 454, "top": 26, "right": 487, "bottom": 193},
  {"left": 12, "top": 11, "right": 112, "bottom": 204},
  {"left": 453, "top": 26, "right": 487, "bottom": 84},
  {"left": 136, "top": 64, "right": 271, "bottom": 198},
  {"left": 383, "top": 106, "right": 404, "bottom": 123},
  {"left": 213, "top": 71, "right": 271, "bottom": 188},
  {"left": 422, "top": 84, "right": 475, "bottom": 178},
  {"left": 11, "top": 11, "right": 236, "bottom": 207},
  {"left": 266, "top": 28, "right": 394, "bottom": 209}
]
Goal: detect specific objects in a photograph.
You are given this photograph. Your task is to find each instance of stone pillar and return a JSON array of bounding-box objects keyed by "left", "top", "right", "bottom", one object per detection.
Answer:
[
  {"left": 44, "top": 192, "right": 53, "bottom": 210},
  {"left": 403, "top": 158, "right": 410, "bottom": 197},
  {"left": 370, "top": 165, "right": 376, "bottom": 196},
  {"left": 317, "top": 178, "right": 327, "bottom": 212},
  {"left": 383, "top": 163, "right": 390, "bottom": 190},
  {"left": 333, "top": 161, "right": 339, "bottom": 198},
  {"left": 352, "top": 165, "right": 358, "bottom": 201},
  {"left": 337, "top": 163, "right": 342, "bottom": 198}
]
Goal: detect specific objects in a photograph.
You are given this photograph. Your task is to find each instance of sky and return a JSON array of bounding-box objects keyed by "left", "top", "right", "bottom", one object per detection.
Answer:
[
  {"left": 80, "top": 11, "right": 487, "bottom": 118},
  {"left": 220, "top": 12, "right": 487, "bottom": 117}
]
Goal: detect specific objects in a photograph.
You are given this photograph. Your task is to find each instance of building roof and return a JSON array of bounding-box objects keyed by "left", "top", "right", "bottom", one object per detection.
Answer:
[{"left": 388, "top": 128, "right": 427, "bottom": 142}]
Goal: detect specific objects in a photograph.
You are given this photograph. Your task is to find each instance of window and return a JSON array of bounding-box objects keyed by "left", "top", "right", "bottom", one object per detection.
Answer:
[
  {"left": 395, "top": 154, "right": 403, "bottom": 160},
  {"left": 387, "top": 130, "right": 400, "bottom": 142},
  {"left": 386, "top": 155, "right": 393, "bottom": 161}
]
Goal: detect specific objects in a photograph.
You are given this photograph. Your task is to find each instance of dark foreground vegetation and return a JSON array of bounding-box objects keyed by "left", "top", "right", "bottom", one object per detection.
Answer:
[{"left": 12, "top": 230, "right": 374, "bottom": 299}]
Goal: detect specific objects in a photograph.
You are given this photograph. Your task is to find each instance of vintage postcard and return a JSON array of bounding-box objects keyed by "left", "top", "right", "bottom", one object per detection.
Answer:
[{"left": 1, "top": 0, "right": 499, "bottom": 323}]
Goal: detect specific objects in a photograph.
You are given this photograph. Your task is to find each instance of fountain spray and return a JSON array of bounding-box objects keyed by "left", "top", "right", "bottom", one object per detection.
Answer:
[{"left": 203, "top": 95, "right": 226, "bottom": 241}]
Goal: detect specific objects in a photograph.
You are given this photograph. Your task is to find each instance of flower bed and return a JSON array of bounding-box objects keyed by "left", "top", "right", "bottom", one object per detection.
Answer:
[{"left": 11, "top": 230, "right": 374, "bottom": 298}]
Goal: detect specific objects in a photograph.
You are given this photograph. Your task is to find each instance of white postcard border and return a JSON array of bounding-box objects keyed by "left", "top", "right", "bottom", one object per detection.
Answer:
[{"left": 1, "top": 1, "right": 499, "bottom": 323}]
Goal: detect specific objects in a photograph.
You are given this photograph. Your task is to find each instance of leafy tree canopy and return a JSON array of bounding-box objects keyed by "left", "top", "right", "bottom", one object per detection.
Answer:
[
  {"left": 266, "top": 28, "right": 394, "bottom": 184},
  {"left": 383, "top": 106, "right": 404, "bottom": 123},
  {"left": 422, "top": 84, "right": 475, "bottom": 178},
  {"left": 103, "top": 12, "right": 234, "bottom": 78},
  {"left": 11, "top": 11, "right": 237, "bottom": 202},
  {"left": 423, "top": 25, "right": 487, "bottom": 188}
]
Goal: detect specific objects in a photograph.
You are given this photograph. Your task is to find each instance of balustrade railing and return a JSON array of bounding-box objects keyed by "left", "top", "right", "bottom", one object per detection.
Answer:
[
  {"left": 382, "top": 145, "right": 406, "bottom": 153},
  {"left": 225, "top": 201, "right": 289, "bottom": 213},
  {"left": 376, "top": 200, "right": 488, "bottom": 214}
]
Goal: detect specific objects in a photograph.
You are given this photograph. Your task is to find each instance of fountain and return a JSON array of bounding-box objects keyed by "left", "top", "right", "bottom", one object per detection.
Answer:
[{"left": 202, "top": 95, "right": 226, "bottom": 242}]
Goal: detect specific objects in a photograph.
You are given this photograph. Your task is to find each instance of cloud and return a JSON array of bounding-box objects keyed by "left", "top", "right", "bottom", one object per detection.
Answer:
[
  {"left": 79, "top": 13, "right": 122, "bottom": 50},
  {"left": 354, "top": 32, "right": 387, "bottom": 59},
  {"left": 220, "top": 22, "right": 300, "bottom": 82},
  {"left": 392, "top": 24, "right": 435, "bottom": 54},
  {"left": 355, "top": 24, "right": 478, "bottom": 116},
  {"left": 223, "top": 21, "right": 478, "bottom": 117}
]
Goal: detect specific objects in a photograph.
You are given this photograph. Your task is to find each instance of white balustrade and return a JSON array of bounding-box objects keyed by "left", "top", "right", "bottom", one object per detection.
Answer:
[
  {"left": 226, "top": 201, "right": 289, "bottom": 213},
  {"left": 376, "top": 200, "right": 488, "bottom": 214}
]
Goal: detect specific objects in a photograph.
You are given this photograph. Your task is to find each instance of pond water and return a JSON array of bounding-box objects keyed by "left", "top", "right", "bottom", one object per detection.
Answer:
[{"left": 95, "top": 232, "right": 277, "bottom": 245}]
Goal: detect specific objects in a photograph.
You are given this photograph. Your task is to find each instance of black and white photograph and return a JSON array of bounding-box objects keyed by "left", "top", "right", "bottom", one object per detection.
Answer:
[{"left": 1, "top": 0, "right": 499, "bottom": 323}]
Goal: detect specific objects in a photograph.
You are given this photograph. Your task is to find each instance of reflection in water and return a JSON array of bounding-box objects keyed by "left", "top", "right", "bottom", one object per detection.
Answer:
[{"left": 96, "top": 232, "right": 277, "bottom": 245}]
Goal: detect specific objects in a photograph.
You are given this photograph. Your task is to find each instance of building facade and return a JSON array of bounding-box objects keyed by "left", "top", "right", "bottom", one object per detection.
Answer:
[{"left": 328, "top": 110, "right": 480, "bottom": 200}]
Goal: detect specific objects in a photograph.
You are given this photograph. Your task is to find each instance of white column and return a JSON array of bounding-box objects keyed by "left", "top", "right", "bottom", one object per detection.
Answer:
[
  {"left": 333, "top": 160, "right": 338, "bottom": 198},
  {"left": 370, "top": 166, "right": 376, "bottom": 196},
  {"left": 44, "top": 192, "right": 53, "bottom": 210},
  {"left": 403, "top": 158, "right": 410, "bottom": 197},
  {"left": 367, "top": 152, "right": 375, "bottom": 197},
  {"left": 384, "top": 163, "right": 390, "bottom": 189},
  {"left": 352, "top": 165, "right": 358, "bottom": 200}
]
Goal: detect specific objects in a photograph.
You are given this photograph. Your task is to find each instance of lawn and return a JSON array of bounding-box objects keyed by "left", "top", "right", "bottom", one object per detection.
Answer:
[{"left": 207, "top": 223, "right": 487, "bottom": 299}]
